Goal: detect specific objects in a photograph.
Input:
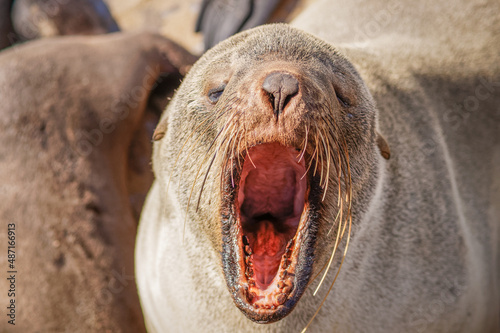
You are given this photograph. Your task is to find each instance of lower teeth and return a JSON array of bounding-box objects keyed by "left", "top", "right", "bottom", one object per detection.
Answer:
[{"left": 242, "top": 236, "right": 295, "bottom": 308}]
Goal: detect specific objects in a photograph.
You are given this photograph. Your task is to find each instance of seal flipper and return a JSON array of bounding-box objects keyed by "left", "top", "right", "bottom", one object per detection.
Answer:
[{"left": 196, "top": 0, "right": 282, "bottom": 51}]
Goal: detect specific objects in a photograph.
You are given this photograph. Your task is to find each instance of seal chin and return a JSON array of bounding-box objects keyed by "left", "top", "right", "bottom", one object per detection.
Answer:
[{"left": 221, "top": 142, "right": 321, "bottom": 323}]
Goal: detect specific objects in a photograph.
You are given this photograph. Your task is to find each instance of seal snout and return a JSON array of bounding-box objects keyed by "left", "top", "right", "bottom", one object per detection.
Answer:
[{"left": 262, "top": 72, "right": 299, "bottom": 118}]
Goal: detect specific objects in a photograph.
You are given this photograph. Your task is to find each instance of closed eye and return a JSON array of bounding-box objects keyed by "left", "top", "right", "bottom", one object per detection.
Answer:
[
  {"left": 208, "top": 84, "right": 226, "bottom": 104},
  {"left": 335, "top": 91, "right": 350, "bottom": 107}
]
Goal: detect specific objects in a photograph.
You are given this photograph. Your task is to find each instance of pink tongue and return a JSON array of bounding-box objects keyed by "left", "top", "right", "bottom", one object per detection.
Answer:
[{"left": 251, "top": 221, "right": 286, "bottom": 289}]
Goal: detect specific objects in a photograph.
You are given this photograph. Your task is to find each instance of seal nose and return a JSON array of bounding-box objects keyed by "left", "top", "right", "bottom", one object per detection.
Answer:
[{"left": 262, "top": 72, "right": 299, "bottom": 117}]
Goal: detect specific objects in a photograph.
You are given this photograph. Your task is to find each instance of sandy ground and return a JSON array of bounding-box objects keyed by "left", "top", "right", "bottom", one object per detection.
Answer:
[
  {"left": 105, "top": 0, "right": 316, "bottom": 55},
  {"left": 106, "top": 0, "right": 205, "bottom": 55}
]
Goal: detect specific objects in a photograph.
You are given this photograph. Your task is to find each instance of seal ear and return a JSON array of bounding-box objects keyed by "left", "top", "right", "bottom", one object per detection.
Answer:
[
  {"left": 153, "top": 119, "right": 168, "bottom": 141},
  {"left": 376, "top": 132, "right": 391, "bottom": 159}
]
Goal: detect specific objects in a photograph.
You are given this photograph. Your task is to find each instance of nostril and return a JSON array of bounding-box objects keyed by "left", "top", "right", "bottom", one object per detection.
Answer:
[
  {"left": 267, "top": 93, "right": 276, "bottom": 111},
  {"left": 262, "top": 72, "right": 299, "bottom": 117}
]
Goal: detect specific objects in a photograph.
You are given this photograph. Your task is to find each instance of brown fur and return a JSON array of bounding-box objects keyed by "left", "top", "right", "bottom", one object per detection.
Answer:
[
  {"left": 137, "top": 0, "right": 499, "bottom": 331},
  {"left": 1, "top": 0, "right": 120, "bottom": 50},
  {"left": 137, "top": 23, "right": 386, "bottom": 331},
  {"left": 0, "top": 0, "right": 15, "bottom": 49},
  {"left": 0, "top": 32, "right": 196, "bottom": 332}
]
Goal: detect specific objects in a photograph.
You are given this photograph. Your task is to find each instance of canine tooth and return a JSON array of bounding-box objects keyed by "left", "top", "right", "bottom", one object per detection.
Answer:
[
  {"left": 276, "top": 293, "right": 287, "bottom": 305},
  {"left": 248, "top": 291, "right": 256, "bottom": 301}
]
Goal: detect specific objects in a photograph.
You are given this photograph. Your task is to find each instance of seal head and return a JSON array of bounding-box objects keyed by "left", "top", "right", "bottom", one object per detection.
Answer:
[{"left": 154, "top": 24, "right": 385, "bottom": 323}]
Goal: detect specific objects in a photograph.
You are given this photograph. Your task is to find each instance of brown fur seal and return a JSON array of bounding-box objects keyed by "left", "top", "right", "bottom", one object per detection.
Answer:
[
  {"left": 0, "top": 31, "right": 196, "bottom": 331},
  {"left": 136, "top": 0, "right": 500, "bottom": 331}
]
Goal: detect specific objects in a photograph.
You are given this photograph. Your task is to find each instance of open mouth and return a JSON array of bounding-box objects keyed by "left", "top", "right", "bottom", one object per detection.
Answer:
[{"left": 221, "top": 142, "right": 321, "bottom": 323}]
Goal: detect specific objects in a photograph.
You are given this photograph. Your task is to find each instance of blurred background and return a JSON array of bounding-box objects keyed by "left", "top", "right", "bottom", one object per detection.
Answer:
[{"left": 2, "top": 0, "right": 316, "bottom": 55}]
